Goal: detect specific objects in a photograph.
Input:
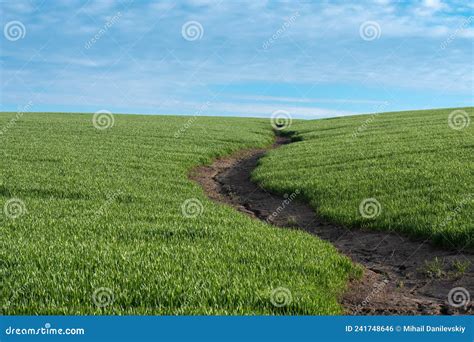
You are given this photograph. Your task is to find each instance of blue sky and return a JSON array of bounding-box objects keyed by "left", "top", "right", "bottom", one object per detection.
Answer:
[{"left": 1, "top": 0, "right": 473, "bottom": 119}]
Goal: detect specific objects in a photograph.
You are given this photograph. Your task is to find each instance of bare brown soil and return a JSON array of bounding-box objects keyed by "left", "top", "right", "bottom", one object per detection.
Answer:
[{"left": 190, "top": 136, "right": 473, "bottom": 315}]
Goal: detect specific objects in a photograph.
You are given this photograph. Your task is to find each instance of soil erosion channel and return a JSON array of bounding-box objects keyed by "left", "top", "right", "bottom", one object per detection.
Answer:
[{"left": 190, "top": 135, "right": 473, "bottom": 314}]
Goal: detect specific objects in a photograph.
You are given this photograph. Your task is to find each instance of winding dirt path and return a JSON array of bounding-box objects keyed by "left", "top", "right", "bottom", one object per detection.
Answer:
[{"left": 191, "top": 136, "right": 473, "bottom": 315}]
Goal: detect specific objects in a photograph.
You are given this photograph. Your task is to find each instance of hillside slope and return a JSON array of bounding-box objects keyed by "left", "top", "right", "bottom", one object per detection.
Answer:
[
  {"left": 0, "top": 112, "right": 358, "bottom": 314},
  {"left": 253, "top": 108, "right": 473, "bottom": 249}
]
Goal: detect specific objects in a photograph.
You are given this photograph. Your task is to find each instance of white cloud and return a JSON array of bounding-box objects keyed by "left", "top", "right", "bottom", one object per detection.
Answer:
[
  {"left": 204, "top": 101, "right": 355, "bottom": 118},
  {"left": 414, "top": 0, "right": 449, "bottom": 16},
  {"left": 1, "top": 0, "right": 472, "bottom": 116},
  {"left": 424, "top": 0, "right": 446, "bottom": 11},
  {"left": 229, "top": 95, "right": 388, "bottom": 105}
]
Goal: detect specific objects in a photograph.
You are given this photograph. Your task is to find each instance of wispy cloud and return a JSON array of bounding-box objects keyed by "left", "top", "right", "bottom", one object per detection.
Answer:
[
  {"left": 0, "top": 0, "right": 472, "bottom": 117},
  {"left": 229, "top": 95, "right": 390, "bottom": 105}
]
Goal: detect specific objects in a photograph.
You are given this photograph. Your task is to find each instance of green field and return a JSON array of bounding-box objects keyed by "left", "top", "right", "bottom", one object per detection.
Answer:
[
  {"left": 254, "top": 108, "right": 474, "bottom": 249},
  {"left": 2, "top": 108, "right": 471, "bottom": 315},
  {"left": 0, "top": 112, "right": 359, "bottom": 315}
]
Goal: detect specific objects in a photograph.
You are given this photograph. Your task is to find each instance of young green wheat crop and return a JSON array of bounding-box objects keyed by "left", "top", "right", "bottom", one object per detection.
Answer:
[
  {"left": 0, "top": 112, "right": 359, "bottom": 315},
  {"left": 253, "top": 108, "right": 473, "bottom": 249}
]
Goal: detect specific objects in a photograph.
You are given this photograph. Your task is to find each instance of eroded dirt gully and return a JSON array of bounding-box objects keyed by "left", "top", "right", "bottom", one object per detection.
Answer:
[{"left": 190, "top": 135, "right": 474, "bottom": 315}]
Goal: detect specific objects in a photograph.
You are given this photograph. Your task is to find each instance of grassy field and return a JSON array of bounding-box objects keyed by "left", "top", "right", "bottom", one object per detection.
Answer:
[
  {"left": 0, "top": 112, "right": 360, "bottom": 315},
  {"left": 253, "top": 107, "right": 474, "bottom": 249}
]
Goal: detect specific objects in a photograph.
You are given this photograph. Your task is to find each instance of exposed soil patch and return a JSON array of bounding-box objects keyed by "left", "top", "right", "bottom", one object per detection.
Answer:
[{"left": 190, "top": 136, "right": 474, "bottom": 315}]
